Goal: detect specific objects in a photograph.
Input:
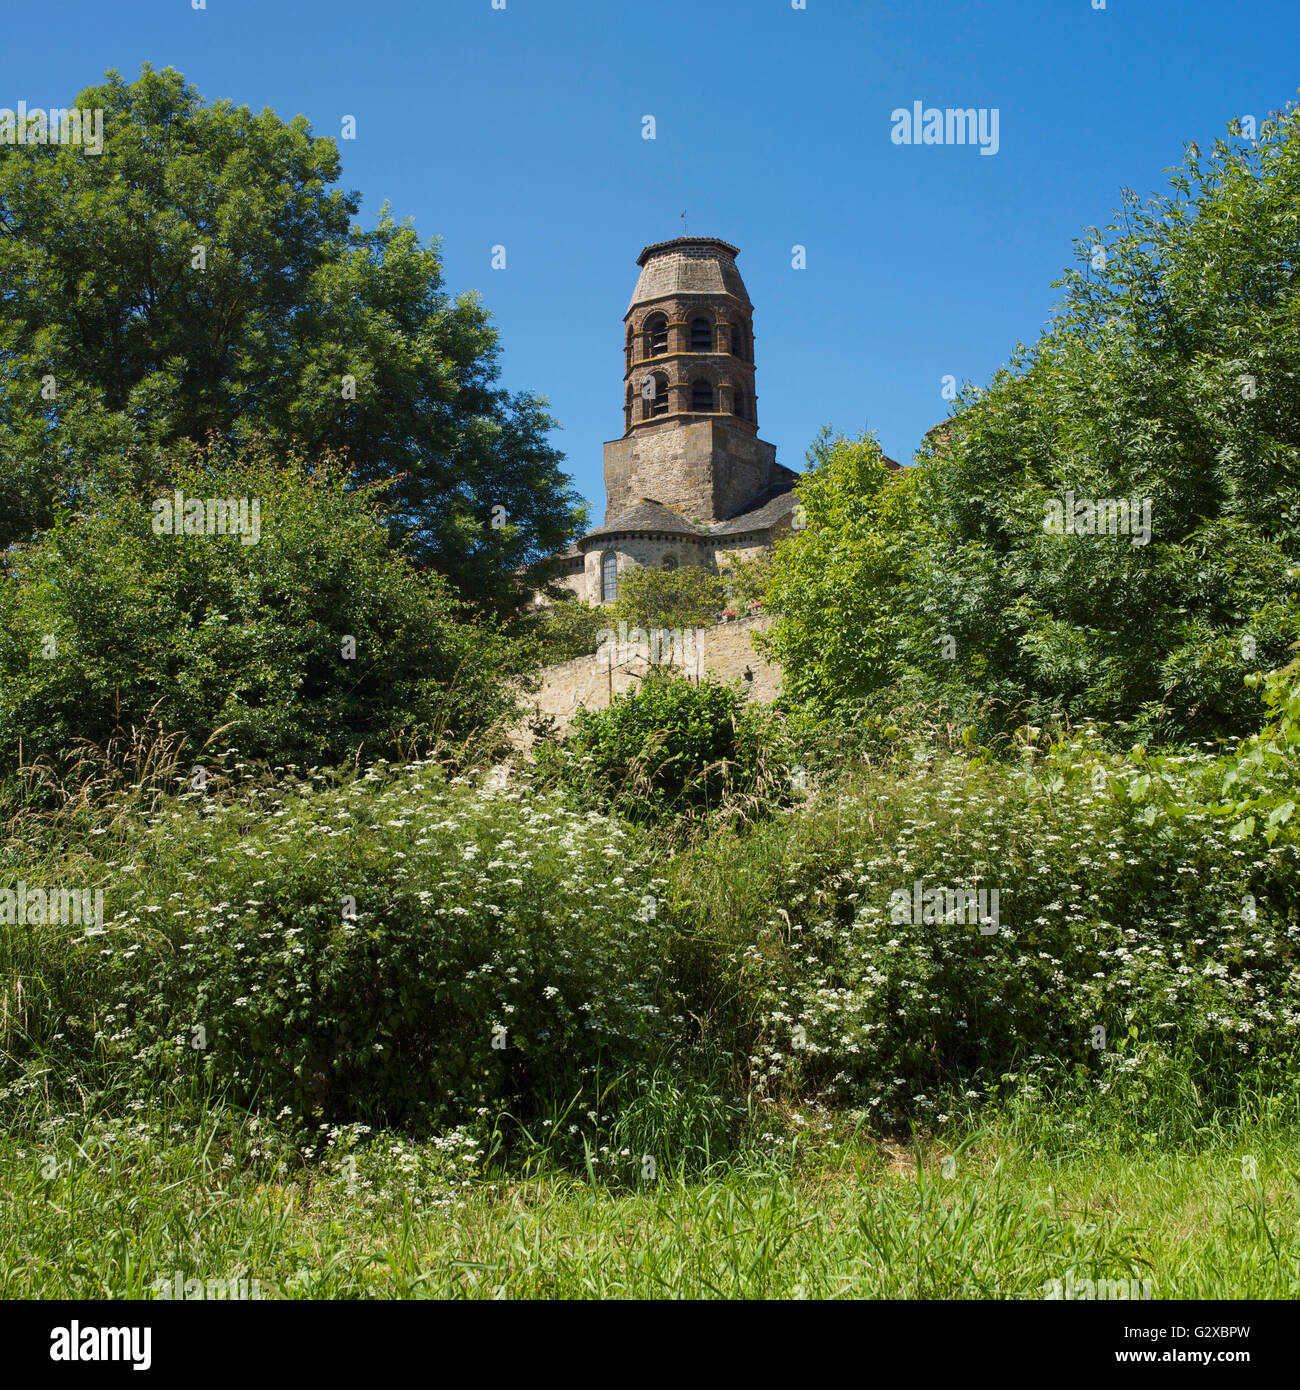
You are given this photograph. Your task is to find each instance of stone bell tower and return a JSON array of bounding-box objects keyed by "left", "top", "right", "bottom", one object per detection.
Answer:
[{"left": 602, "top": 237, "right": 790, "bottom": 526}]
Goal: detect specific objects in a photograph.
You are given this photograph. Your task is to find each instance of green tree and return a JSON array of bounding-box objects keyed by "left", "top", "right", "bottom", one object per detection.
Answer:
[
  {"left": 0, "top": 64, "right": 583, "bottom": 611},
  {"left": 919, "top": 111, "right": 1300, "bottom": 739},
  {"left": 0, "top": 446, "right": 521, "bottom": 779},
  {"left": 772, "top": 109, "right": 1300, "bottom": 741},
  {"left": 763, "top": 428, "right": 925, "bottom": 718},
  {"left": 610, "top": 564, "right": 727, "bottom": 630}
]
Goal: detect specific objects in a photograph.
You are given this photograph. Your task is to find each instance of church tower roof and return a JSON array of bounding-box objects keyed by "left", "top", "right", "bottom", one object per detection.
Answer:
[{"left": 628, "top": 237, "right": 750, "bottom": 313}]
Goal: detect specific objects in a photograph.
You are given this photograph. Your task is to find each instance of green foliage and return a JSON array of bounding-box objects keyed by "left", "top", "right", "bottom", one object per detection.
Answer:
[
  {"left": 535, "top": 675, "right": 795, "bottom": 828},
  {"left": 0, "top": 64, "right": 583, "bottom": 609},
  {"left": 718, "top": 552, "right": 774, "bottom": 614},
  {"left": 0, "top": 767, "right": 699, "bottom": 1147},
  {"left": 0, "top": 447, "right": 521, "bottom": 779},
  {"left": 609, "top": 564, "right": 727, "bottom": 629},
  {"left": 11, "top": 1090, "right": 1300, "bottom": 1297},
  {"left": 1224, "top": 652, "right": 1300, "bottom": 844},
  {"left": 769, "top": 110, "right": 1300, "bottom": 741},
  {"left": 673, "top": 738, "right": 1300, "bottom": 1127},
  {"left": 528, "top": 596, "right": 610, "bottom": 666},
  {"left": 912, "top": 114, "right": 1300, "bottom": 739},
  {"left": 763, "top": 428, "right": 925, "bottom": 717}
]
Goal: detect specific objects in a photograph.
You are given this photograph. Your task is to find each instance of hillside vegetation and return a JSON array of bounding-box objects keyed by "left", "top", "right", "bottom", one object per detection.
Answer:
[{"left": 4, "top": 97, "right": 1300, "bottom": 1299}]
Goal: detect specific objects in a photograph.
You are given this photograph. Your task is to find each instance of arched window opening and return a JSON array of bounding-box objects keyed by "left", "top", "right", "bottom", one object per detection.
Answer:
[
  {"left": 640, "top": 374, "right": 669, "bottom": 420},
  {"left": 690, "top": 317, "right": 712, "bottom": 351},
  {"left": 601, "top": 551, "right": 619, "bottom": 604},
  {"left": 645, "top": 313, "right": 669, "bottom": 357},
  {"left": 691, "top": 379, "right": 714, "bottom": 413},
  {"left": 662, "top": 554, "right": 677, "bottom": 570},
  {"left": 733, "top": 388, "right": 747, "bottom": 420},
  {"left": 732, "top": 324, "right": 748, "bottom": 362}
]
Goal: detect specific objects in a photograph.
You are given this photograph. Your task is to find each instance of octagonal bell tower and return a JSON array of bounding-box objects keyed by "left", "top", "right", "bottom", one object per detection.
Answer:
[{"left": 602, "top": 237, "right": 789, "bottom": 526}]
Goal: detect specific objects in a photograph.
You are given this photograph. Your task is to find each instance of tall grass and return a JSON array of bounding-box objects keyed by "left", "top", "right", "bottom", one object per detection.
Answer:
[{"left": 3, "top": 1094, "right": 1297, "bottom": 1298}]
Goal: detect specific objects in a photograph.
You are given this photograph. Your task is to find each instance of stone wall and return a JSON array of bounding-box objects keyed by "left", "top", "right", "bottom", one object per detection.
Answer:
[{"left": 516, "top": 613, "right": 781, "bottom": 740}]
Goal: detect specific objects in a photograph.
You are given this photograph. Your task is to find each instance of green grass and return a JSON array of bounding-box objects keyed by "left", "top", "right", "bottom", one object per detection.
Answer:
[{"left": 3, "top": 1101, "right": 1297, "bottom": 1299}]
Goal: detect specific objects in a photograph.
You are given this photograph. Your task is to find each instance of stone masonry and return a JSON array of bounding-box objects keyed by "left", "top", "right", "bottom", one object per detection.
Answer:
[{"left": 517, "top": 614, "right": 780, "bottom": 740}]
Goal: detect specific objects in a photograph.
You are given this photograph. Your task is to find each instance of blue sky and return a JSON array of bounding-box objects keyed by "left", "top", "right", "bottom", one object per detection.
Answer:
[{"left": 3, "top": 0, "right": 1295, "bottom": 520}]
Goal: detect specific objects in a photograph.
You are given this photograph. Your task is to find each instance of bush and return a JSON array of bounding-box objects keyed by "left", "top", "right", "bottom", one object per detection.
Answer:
[
  {"left": 671, "top": 733, "right": 1300, "bottom": 1128},
  {"left": 718, "top": 553, "right": 773, "bottom": 614},
  {"left": 0, "top": 448, "right": 522, "bottom": 785},
  {"left": 535, "top": 675, "right": 797, "bottom": 829},
  {"left": 610, "top": 565, "right": 726, "bottom": 629},
  {"left": 0, "top": 766, "right": 706, "bottom": 1150},
  {"left": 528, "top": 595, "right": 609, "bottom": 665}
]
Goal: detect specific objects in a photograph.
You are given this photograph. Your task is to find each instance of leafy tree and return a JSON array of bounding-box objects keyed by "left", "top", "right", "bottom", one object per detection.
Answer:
[
  {"left": 912, "top": 112, "right": 1300, "bottom": 740},
  {"left": 0, "top": 446, "right": 521, "bottom": 779},
  {"left": 0, "top": 64, "right": 583, "bottom": 611},
  {"left": 773, "top": 109, "right": 1300, "bottom": 741},
  {"left": 763, "top": 428, "right": 925, "bottom": 718},
  {"left": 610, "top": 564, "right": 727, "bottom": 630}
]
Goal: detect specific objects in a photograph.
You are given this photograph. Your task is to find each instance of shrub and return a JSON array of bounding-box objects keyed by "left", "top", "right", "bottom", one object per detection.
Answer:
[
  {"left": 528, "top": 595, "right": 609, "bottom": 665},
  {"left": 0, "top": 448, "right": 522, "bottom": 785},
  {"left": 609, "top": 565, "right": 727, "bottom": 630},
  {"left": 672, "top": 734, "right": 1300, "bottom": 1128},
  {"left": 535, "top": 675, "right": 796, "bottom": 829},
  {"left": 718, "top": 553, "right": 774, "bottom": 613},
  {"left": 0, "top": 766, "right": 705, "bottom": 1150}
]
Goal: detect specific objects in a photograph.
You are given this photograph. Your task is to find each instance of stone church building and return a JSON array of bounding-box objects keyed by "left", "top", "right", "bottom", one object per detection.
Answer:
[{"left": 545, "top": 235, "right": 823, "bottom": 605}]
